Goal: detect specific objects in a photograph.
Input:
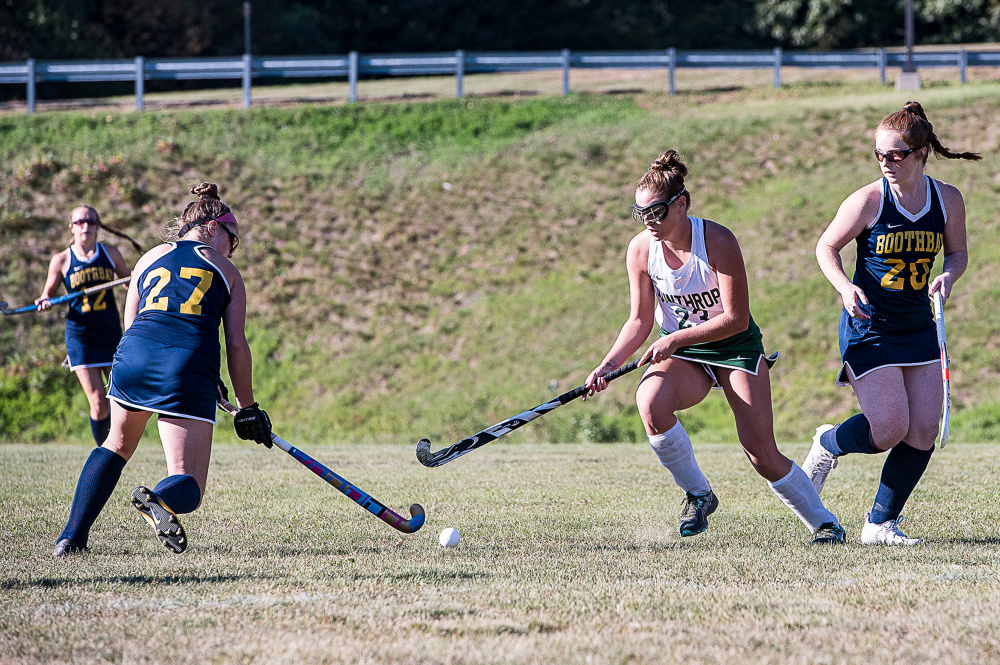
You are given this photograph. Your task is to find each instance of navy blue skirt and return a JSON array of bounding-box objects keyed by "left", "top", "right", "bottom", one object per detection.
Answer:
[
  {"left": 837, "top": 309, "right": 938, "bottom": 385},
  {"left": 65, "top": 322, "right": 121, "bottom": 371},
  {"left": 107, "top": 335, "right": 220, "bottom": 423}
]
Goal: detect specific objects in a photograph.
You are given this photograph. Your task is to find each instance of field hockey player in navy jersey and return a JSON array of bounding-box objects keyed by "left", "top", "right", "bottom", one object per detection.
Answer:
[
  {"left": 585, "top": 151, "right": 844, "bottom": 545},
  {"left": 35, "top": 205, "right": 132, "bottom": 446},
  {"left": 804, "top": 101, "right": 980, "bottom": 545},
  {"left": 53, "top": 182, "right": 272, "bottom": 557}
]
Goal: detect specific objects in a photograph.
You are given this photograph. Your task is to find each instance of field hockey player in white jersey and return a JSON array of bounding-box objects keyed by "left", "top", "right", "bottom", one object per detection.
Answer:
[
  {"left": 585, "top": 150, "right": 844, "bottom": 545},
  {"left": 805, "top": 102, "right": 979, "bottom": 546}
]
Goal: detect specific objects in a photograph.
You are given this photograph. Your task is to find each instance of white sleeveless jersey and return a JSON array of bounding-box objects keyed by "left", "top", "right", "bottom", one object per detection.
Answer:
[{"left": 648, "top": 216, "right": 725, "bottom": 333}]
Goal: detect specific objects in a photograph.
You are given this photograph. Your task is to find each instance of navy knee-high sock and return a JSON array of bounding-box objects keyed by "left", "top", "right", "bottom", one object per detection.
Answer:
[
  {"left": 153, "top": 475, "right": 202, "bottom": 514},
  {"left": 89, "top": 416, "right": 111, "bottom": 446},
  {"left": 820, "top": 413, "right": 881, "bottom": 456},
  {"left": 869, "top": 443, "right": 934, "bottom": 524},
  {"left": 58, "top": 447, "right": 128, "bottom": 547}
]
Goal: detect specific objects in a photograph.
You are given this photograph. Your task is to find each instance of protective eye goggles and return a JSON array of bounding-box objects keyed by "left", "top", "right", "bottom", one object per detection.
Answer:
[
  {"left": 216, "top": 217, "right": 240, "bottom": 254},
  {"left": 632, "top": 188, "right": 686, "bottom": 224},
  {"left": 873, "top": 147, "right": 917, "bottom": 163}
]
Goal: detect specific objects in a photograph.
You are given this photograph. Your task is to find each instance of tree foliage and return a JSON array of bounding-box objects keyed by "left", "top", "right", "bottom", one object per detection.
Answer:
[
  {"left": 1, "top": 0, "right": 998, "bottom": 61},
  {"left": 753, "top": 0, "right": 1000, "bottom": 48}
]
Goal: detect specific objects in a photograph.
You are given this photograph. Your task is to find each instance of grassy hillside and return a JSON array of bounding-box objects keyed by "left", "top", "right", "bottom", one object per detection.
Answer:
[{"left": 2, "top": 81, "right": 1000, "bottom": 444}]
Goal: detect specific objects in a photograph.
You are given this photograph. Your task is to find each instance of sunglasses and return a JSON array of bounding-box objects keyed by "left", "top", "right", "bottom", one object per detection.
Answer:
[
  {"left": 632, "top": 188, "right": 686, "bottom": 224},
  {"left": 873, "top": 147, "right": 917, "bottom": 163},
  {"left": 217, "top": 222, "right": 240, "bottom": 254},
  {"left": 71, "top": 218, "right": 97, "bottom": 226}
]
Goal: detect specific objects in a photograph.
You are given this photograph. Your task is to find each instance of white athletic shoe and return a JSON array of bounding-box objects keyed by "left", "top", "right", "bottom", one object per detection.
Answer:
[
  {"left": 802, "top": 424, "right": 838, "bottom": 494},
  {"left": 860, "top": 514, "right": 921, "bottom": 546}
]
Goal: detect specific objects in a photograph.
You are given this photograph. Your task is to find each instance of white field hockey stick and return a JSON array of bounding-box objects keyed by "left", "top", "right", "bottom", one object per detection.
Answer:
[
  {"left": 217, "top": 397, "right": 425, "bottom": 533},
  {"left": 933, "top": 291, "right": 950, "bottom": 449},
  {"left": 0, "top": 275, "right": 131, "bottom": 316}
]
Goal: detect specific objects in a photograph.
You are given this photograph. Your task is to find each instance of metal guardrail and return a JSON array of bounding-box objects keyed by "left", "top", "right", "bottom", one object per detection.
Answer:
[{"left": 1, "top": 48, "right": 995, "bottom": 114}]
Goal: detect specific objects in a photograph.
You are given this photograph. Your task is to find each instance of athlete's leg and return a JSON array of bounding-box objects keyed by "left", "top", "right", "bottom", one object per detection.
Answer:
[
  {"left": 865, "top": 363, "right": 940, "bottom": 535},
  {"left": 55, "top": 402, "right": 151, "bottom": 554},
  {"left": 715, "top": 363, "right": 788, "bottom": 482},
  {"left": 718, "top": 363, "right": 840, "bottom": 537},
  {"left": 900, "top": 363, "right": 943, "bottom": 451},
  {"left": 74, "top": 366, "right": 110, "bottom": 420},
  {"left": 636, "top": 357, "right": 713, "bottom": 435},
  {"left": 156, "top": 416, "right": 214, "bottom": 508},
  {"left": 103, "top": 401, "right": 153, "bottom": 461},
  {"left": 637, "top": 358, "right": 717, "bottom": 536},
  {"left": 127, "top": 417, "right": 213, "bottom": 554},
  {"left": 75, "top": 366, "right": 111, "bottom": 444},
  {"left": 848, "top": 366, "right": 910, "bottom": 451}
]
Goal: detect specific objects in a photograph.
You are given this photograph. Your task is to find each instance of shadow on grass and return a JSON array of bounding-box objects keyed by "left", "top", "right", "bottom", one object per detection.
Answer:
[
  {"left": 1, "top": 573, "right": 257, "bottom": 590},
  {"left": 929, "top": 537, "right": 1000, "bottom": 545}
]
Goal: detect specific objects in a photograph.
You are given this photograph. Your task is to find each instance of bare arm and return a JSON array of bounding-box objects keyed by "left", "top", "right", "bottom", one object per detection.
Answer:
[
  {"left": 638, "top": 222, "right": 751, "bottom": 366},
  {"left": 221, "top": 270, "right": 255, "bottom": 408},
  {"left": 929, "top": 182, "right": 968, "bottom": 302},
  {"left": 584, "top": 233, "right": 657, "bottom": 395},
  {"left": 35, "top": 251, "right": 68, "bottom": 310},
  {"left": 104, "top": 244, "right": 132, "bottom": 280},
  {"left": 816, "top": 183, "right": 881, "bottom": 319}
]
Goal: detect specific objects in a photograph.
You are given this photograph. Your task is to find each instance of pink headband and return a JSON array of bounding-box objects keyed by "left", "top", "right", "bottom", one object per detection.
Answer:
[{"left": 215, "top": 212, "right": 238, "bottom": 225}]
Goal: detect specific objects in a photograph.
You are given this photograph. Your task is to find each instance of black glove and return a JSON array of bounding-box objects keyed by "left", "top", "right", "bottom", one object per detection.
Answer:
[
  {"left": 234, "top": 402, "right": 272, "bottom": 448},
  {"left": 217, "top": 379, "right": 229, "bottom": 403}
]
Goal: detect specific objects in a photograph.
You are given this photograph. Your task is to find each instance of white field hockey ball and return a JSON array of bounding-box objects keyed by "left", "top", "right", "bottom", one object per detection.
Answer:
[{"left": 439, "top": 527, "right": 460, "bottom": 548}]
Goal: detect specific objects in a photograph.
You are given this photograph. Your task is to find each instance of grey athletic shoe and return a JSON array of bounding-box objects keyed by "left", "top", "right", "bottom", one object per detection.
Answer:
[
  {"left": 53, "top": 538, "right": 88, "bottom": 557},
  {"left": 130, "top": 486, "right": 187, "bottom": 553},
  {"left": 802, "top": 424, "right": 838, "bottom": 494},
  {"left": 679, "top": 490, "right": 719, "bottom": 537},
  {"left": 811, "top": 521, "right": 846, "bottom": 545},
  {"left": 861, "top": 514, "right": 921, "bottom": 546}
]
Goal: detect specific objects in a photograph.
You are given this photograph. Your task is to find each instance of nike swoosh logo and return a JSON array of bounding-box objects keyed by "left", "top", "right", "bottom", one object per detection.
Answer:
[
  {"left": 734, "top": 356, "right": 750, "bottom": 361},
  {"left": 887, "top": 224, "right": 902, "bottom": 229}
]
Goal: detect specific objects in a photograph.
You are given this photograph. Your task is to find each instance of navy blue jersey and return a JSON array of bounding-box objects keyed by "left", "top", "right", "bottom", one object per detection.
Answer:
[
  {"left": 63, "top": 243, "right": 122, "bottom": 348},
  {"left": 126, "top": 240, "right": 231, "bottom": 361},
  {"left": 850, "top": 176, "right": 945, "bottom": 337}
]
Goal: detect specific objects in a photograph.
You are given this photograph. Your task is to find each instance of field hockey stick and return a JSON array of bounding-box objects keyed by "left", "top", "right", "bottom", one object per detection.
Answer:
[
  {"left": 933, "top": 291, "right": 950, "bottom": 449},
  {"left": 0, "top": 275, "right": 131, "bottom": 316},
  {"left": 218, "top": 398, "right": 425, "bottom": 534},
  {"left": 416, "top": 358, "right": 647, "bottom": 468}
]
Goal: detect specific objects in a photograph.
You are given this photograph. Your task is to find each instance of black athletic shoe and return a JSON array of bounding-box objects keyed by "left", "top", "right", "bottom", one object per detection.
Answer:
[
  {"left": 53, "top": 538, "right": 88, "bottom": 557},
  {"left": 679, "top": 490, "right": 719, "bottom": 537},
  {"left": 130, "top": 486, "right": 187, "bottom": 553},
  {"left": 811, "top": 521, "right": 846, "bottom": 545}
]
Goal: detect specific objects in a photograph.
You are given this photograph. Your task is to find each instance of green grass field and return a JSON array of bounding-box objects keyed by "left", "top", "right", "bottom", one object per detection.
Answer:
[
  {"left": 3, "top": 71, "right": 1000, "bottom": 663},
  {"left": 3, "top": 440, "right": 1000, "bottom": 664},
  {"left": 3, "top": 77, "right": 1000, "bottom": 445}
]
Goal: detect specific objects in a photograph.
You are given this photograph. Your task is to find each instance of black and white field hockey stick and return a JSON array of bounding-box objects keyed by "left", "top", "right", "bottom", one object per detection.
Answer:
[
  {"left": 933, "top": 292, "right": 950, "bottom": 449},
  {"left": 218, "top": 398, "right": 425, "bottom": 534},
  {"left": 416, "top": 359, "right": 646, "bottom": 468},
  {"left": 0, "top": 275, "right": 131, "bottom": 316}
]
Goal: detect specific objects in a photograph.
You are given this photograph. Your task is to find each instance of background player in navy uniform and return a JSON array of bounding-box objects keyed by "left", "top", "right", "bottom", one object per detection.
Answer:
[
  {"left": 584, "top": 150, "right": 844, "bottom": 545},
  {"left": 53, "top": 182, "right": 272, "bottom": 557},
  {"left": 36, "top": 205, "right": 130, "bottom": 445},
  {"left": 804, "top": 101, "right": 980, "bottom": 545}
]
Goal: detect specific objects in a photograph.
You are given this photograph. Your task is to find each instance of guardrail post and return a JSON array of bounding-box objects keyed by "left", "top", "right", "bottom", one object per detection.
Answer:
[
  {"left": 958, "top": 47, "right": 968, "bottom": 84},
  {"left": 773, "top": 47, "right": 782, "bottom": 88},
  {"left": 26, "top": 58, "right": 36, "bottom": 114},
  {"left": 877, "top": 48, "right": 887, "bottom": 85},
  {"left": 349, "top": 51, "right": 358, "bottom": 103},
  {"left": 241, "top": 53, "right": 252, "bottom": 108},
  {"left": 456, "top": 49, "right": 465, "bottom": 98},
  {"left": 134, "top": 56, "right": 145, "bottom": 111},
  {"left": 667, "top": 48, "right": 676, "bottom": 95},
  {"left": 561, "top": 48, "right": 570, "bottom": 95}
]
